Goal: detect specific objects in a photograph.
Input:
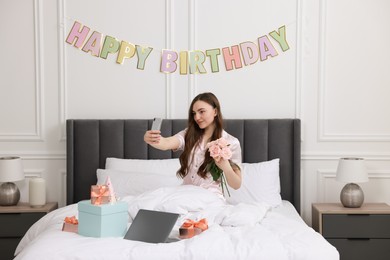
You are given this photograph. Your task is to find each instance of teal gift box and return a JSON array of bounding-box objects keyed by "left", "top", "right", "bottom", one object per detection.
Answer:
[{"left": 78, "top": 200, "right": 128, "bottom": 238}]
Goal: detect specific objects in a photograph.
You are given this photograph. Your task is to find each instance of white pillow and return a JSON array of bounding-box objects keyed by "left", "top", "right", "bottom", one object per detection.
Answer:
[
  {"left": 225, "top": 158, "right": 282, "bottom": 207},
  {"left": 105, "top": 158, "right": 180, "bottom": 176},
  {"left": 96, "top": 168, "right": 182, "bottom": 198}
]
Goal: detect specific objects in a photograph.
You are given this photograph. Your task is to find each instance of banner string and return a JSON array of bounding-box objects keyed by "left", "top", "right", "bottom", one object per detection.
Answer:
[{"left": 61, "top": 16, "right": 297, "bottom": 53}]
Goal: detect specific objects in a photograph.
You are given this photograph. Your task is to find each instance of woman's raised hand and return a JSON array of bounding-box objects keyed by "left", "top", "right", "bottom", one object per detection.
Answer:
[{"left": 144, "top": 130, "right": 161, "bottom": 145}]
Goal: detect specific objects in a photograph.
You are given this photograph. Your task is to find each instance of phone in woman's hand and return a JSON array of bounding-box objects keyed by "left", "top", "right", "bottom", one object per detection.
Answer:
[{"left": 151, "top": 118, "right": 162, "bottom": 131}]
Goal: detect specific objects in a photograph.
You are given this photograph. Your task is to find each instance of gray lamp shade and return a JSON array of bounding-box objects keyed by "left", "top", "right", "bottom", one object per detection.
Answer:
[{"left": 0, "top": 157, "right": 25, "bottom": 182}]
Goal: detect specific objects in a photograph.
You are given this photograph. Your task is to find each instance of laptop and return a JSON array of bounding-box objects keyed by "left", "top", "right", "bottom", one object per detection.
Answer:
[{"left": 124, "top": 209, "right": 180, "bottom": 243}]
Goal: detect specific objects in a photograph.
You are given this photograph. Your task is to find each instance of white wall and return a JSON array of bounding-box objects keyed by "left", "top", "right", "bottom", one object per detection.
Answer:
[{"left": 1, "top": 0, "right": 389, "bottom": 225}]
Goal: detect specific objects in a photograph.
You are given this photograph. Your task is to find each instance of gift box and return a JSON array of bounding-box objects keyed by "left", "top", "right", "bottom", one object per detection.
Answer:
[
  {"left": 62, "top": 216, "right": 78, "bottom": 233},
  {"left": 179, "top": 218, "right": 208, "bottom": 239},
  {"left": 78, "top": 200, "right": 128, "bottom": 237},
  {"left": 62, "top": 222, "right": 78, "bottom": 233},
  {"left": 90, "top": 185, "right": 110, "bottom": 205}
]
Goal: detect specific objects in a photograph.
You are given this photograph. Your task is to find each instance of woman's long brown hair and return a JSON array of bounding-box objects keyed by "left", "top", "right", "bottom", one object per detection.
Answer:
[{"left": 177, "top": 92, "right": 224, "bottom": 179}]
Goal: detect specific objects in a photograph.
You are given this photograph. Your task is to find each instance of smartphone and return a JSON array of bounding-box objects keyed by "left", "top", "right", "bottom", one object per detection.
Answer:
[{"left": 151, "top": 117, "right": 162, "bottom": 131}]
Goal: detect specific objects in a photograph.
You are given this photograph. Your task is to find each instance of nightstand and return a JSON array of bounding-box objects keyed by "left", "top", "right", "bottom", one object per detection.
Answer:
[
  {"left": 0, "top": 202, "right": 58, "bottom": 260},
  {"left": 312, "top": 203, "right": 390, "bottom": 260}
]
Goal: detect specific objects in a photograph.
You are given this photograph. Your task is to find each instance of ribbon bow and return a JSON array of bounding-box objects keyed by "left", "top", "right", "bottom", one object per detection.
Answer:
[
  {"left": 181, "top": 218, "right": 208, "bottom": 231},
  {"left": 179, "top": 218, "right": 208, "bottom": 239},
  {"left": 91, "top": 185, "right": 109, "bottom": 205},
  {"left": 62, "top": 216, "right": 79, "bottom": 233},
  {"left": 64, "top": 216, "right": 78, "bottom": 225}
]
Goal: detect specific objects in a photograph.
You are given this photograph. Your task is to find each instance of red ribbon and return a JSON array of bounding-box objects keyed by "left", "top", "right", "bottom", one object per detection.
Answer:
[
  {"left": 181, "top": 218, "right": 208, "bottom": 231},
  {"left": 179, "top": 218, "right": 208, "bottom": 239},
  {"left": 64, "top": 216, "right": 78, "bottom": 224}
]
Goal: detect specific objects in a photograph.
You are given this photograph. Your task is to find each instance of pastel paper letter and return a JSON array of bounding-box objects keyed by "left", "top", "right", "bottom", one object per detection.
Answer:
[
  {"left": 258, "top": 36, "right": 278, "bottom": 61},
  {"left": 136, "top": 45, "right": 153, "bottom": 70},
  {"left": 100, "top": 36, "right": 120, "bottom": 59},
  {"left": 65, "top": 21, "right": 90, "bottom": 49},
  {"left": 179, "top": 51, "right": 188, "bottom": 75},
  {"left": 82, "top": 31, "right": 103, "bottom": 57},
  {"left": 269, "top": 25, "right": 290, "bottom": 52},
  {"left": 240, "top": 41, "right": 259, "bottom": 66},
  {"left": 189, "top": 51, "right": 206, "bottom": 74},
  {"left": 206, "top": 49, "right": 221, "bottom": 73},
  {"left": 116, "top": 41, "right": 136, "bottom": 64},
  {"left": 222, "top": 45, "right": 243, "bottom": 71},
  {"left": 161, "top": 50, "right": 178, "bottom": 73}
]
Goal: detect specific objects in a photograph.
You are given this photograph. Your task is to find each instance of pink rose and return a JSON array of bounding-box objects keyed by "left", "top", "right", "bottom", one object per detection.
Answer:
[
  {"left": 220, "top": 147, "right": 232, "bottom": 160},
  {"left": 216, "top": 138, "right": 228, "bottom": 148},
  {"left": 206, "top": 140, "right": 217, "bottom": 149},
  {"left": 207, "top": 137, "right": 232, "bottom": 159},
  {"left": 209, "top": 144, "right": 221, "bottom": 158}
]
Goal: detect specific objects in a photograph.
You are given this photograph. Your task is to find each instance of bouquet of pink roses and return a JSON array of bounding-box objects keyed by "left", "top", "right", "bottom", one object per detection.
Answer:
[{"left": 206, "top": 137, "right": 233, "bottom": 196}]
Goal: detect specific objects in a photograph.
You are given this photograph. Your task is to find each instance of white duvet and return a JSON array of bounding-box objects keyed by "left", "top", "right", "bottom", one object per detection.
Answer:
[{"left": 14, "top": 186, "right": 339, "bottom": 260}]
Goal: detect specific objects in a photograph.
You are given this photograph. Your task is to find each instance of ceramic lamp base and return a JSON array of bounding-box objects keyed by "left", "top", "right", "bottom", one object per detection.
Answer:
[
  {"left": 340, "top": 183, "right": 364, "bottom": 208},
  {"left": 0, "top": 182, "right": 20, "bottom": 206}
]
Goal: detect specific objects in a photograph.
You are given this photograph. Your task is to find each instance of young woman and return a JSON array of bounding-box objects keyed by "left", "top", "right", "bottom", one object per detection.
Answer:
[{"left": 144, "top": 92, "right": 242, "bottom": 198}]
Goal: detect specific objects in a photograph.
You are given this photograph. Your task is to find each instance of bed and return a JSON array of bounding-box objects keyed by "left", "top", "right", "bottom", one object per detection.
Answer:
[{"left": 14, "top": 119, "right": 339, "bottom": 260}]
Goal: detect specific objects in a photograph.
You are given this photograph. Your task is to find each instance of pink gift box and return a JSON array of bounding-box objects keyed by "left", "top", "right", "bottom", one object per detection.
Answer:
[
  {"left": 62, "top": 222, "right": 78, "bottom": 233},
  {"left": 90, "top": 185, "right": 110, "bottom": 205}
]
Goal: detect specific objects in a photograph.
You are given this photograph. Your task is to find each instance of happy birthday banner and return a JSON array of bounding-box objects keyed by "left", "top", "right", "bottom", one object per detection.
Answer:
[{"left": 65, "top": 21, "right": 290, "bottom": 74}]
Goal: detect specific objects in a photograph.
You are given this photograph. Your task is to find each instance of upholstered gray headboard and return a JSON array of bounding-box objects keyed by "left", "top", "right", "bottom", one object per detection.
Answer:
[{"left": 66, "top": 119, "right": 301, "bottom": 212}]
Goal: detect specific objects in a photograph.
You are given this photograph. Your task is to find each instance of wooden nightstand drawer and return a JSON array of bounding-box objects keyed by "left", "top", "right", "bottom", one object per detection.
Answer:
[
  {"left": 0, "top": 212, "right": 45, "bottom": 237},
  {"left": 323, "top": 214, "right": 390, "bottom": 238},
  {"left": 0, "top": 238, "right": 21, "bottom": 260},
  {"left": 0, "top": 202, "right": 58, "bottom": 259},
  {"left": 313, "top": 203, "right": 390, "bottom": 260},
  {"left": 327, "top": 238, "right": 390, "bottom": 260}
]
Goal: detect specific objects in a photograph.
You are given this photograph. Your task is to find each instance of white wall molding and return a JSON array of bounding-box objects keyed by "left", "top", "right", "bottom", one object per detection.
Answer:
[
  {"left": 58, "top": 0, "right": 67, "bottom": 142},
  {"left": 317, "top": 0, "right": 390, "bottom": 142},
  {"left": 57, "top": 0, "right": 67, "bottom": 141},
  {"left": 57, "top": 0, "right": 175, "bottom": 130},
  {"left": 316, "top": 170, "right": 334, "bottom": 202},
  {"left": 317, "top": 169, "right": 390, "bottom": 202},
  {"left": 0, "top": 0, "right": 44, "bottom": 142},
  {"left": 302, "top": 152, "right": 390, "bottom": 161},
  {"left": 165, "top": 0, "right": 173, "bottom": 119},
  {"left": 188, "top": 0, "right": 197, "bottom": 106},
  {"left": 33, "top": 0, "right": 44, "bottom": 142},
  {"left": 295, "top": 0, "right": 302, "bottom": 120},
  {"left": 59, "top": 170, "right": 67, "bottom": 207},
  {"left": 0, "top": 152, "right": 65, "bottom": 160},
  {"left": 25, "top": 170, "right": 44, "bottom": 179}
]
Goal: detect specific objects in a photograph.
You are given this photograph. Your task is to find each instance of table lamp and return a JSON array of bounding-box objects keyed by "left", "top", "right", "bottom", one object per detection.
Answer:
[
  {"left": 336, "top": 157, "right": 368, "bottom": 208},
  {"left": 0, "top": 157, "right": 25, "bottom": 206}
]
